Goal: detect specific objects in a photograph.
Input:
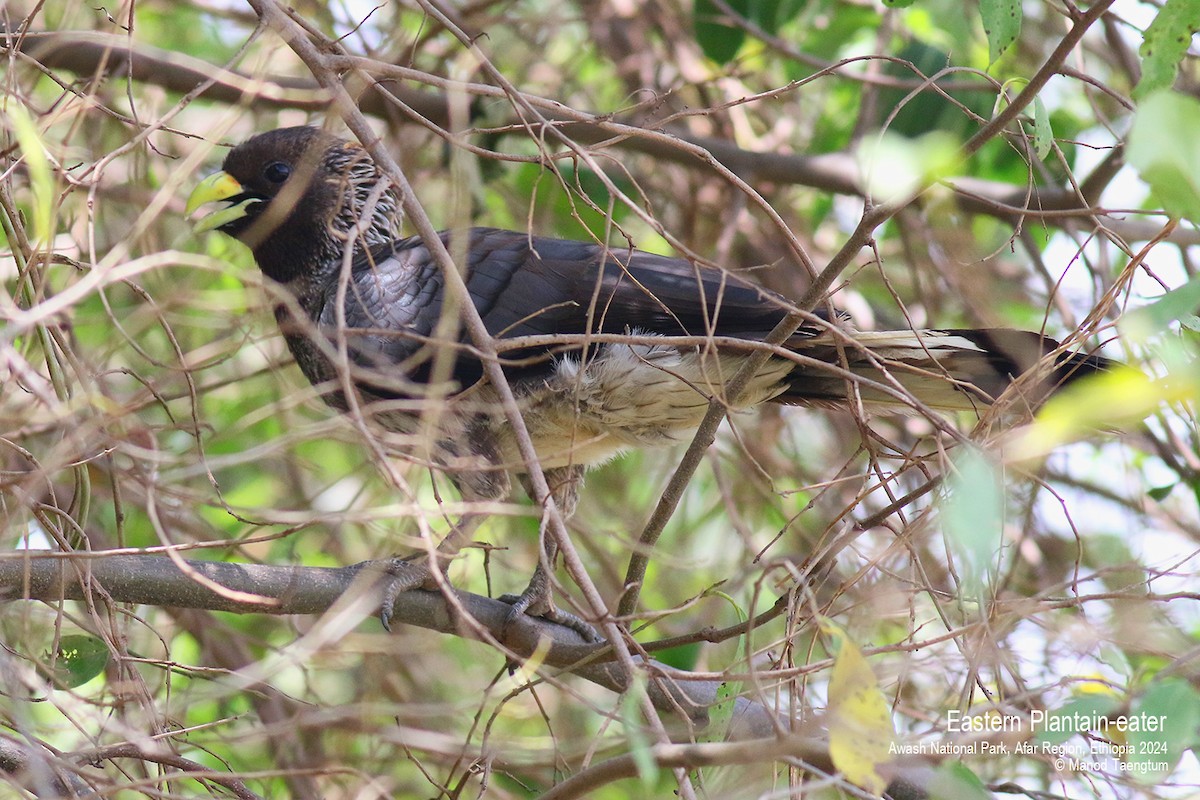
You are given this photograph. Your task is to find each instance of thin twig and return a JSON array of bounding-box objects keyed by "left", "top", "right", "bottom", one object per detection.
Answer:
[{"left": 615, "top": 0, "right": 1118, "bottom": 618}]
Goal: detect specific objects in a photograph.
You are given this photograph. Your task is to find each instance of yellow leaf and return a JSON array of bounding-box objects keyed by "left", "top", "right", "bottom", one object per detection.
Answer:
[
  {"left": 1073, "top": 673, "right": 1121, "bottom": 697},
  {"left": 820, "top": 618, "right": 895, "bottom": 796},
  {"left": 0, "top": 101, "right": 54, "bottom": 244},
  {"left": 1013, "top": 366, "right": 1189, "bottom": 461}
]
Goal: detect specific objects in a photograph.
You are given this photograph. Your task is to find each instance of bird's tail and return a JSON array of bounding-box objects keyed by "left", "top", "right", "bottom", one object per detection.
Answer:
[{"left": 779, "top": 329, "right": 1111, "bottom": 413}]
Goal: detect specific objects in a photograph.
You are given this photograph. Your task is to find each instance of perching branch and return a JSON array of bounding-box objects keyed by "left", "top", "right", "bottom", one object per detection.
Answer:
[
  {"left": 0, "top": 552, "right": 747, "bottom": 728},
  {"left": 0, "top": 551, "right": 958, "bottom": 800},
  {"left": 0, "top": 738, "right": 93, "bottom": 800}
]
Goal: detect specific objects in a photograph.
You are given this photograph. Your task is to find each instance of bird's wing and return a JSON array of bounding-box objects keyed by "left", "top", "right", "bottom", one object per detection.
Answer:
[
  {"left": 462, "top": 228, "right": 794, "bottom": 340},
  {"left": 331, "top": 227, "right": 805, "bottom": 392}
]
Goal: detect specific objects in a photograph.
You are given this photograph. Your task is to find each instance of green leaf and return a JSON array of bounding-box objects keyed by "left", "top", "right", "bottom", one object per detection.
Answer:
[
  {"left": 940, "top": 447, "right": 1003, "bottom": 599},
  {"left": 857, "top": 130, "right": 960, "bottom": 203},
  {"left": 620, "top": 675, "right": 659, "bottom": 786},
  {"left": 656, "top": 641, "right": 701, "bottom": 671},
  {"left": 1128, "top": 91, "right": 1200, "bottom": 222},
  {"left": 515, "top": 163, "right": 632, "bottom": 241},
  {"left": 881, "top": 0, "right": 917, "bottom": 7},
  {"left": 692, "top": 674, "right": 742, "bottom": 791},
  {"left": 1097, "top": 644, "right": 1132, "bottom": 681},
  {"left": 1135, "top": 0, "right": 1200, "bottom": 99},
  {"left": 802, "top": 6, "right": 882, "bottom": 62},
  {"left": 1017, "top": 365, "right": 1186, "bottom": 459},
  {"left": 702, "top": 676, "right": 743, "bottom": 743},
  {"left": 1034, "top": 695, "right": 1120, "bottom": 746},
  {"left": 928, "top": 761, "right": 992, "bottom": 800},
  {"left": 1120, "top": 274, "right": 1200, "bottom": 342},
  {"left": 0, "top": 101, "right": 54, "bottom": 244},
  {"left": 876, "top": 41, "right": 995, "bottom": 141},
  {"left": 1083, "top": 534, "right": 1147, "bottom": 594},
  {"left": 44, "top": 635, "right": 109, "bottom": 688},
  {"left": 703, "top": 588, "right": 748, "bottom": 623},
  {"left": 751, "top": 0, "right": 807, "bottom": 34},
  {"left": 1129, "top": 678, "right": 1200, "bottom": 781},
  {"left": 1031, "top": 95, "right": 1053, "bottom": 161},
  {"left": 694, "top": 0, "right": 750, "bottom": 64},
  {"left": 980, "top": 0, "right": 1022, "bottom": 65}
]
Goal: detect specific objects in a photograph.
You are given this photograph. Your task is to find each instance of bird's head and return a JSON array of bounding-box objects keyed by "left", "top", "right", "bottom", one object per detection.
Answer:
[{"left": 186, "top": 126, "right": 401, "bottom": 286}]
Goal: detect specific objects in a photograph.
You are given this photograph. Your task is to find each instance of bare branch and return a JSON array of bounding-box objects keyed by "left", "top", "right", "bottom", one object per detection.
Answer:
[
  {"left": 7, "top": 27, "right": 1192, "bottom": 248},
  {"left": 0, "top": 552, "right": 753, "bottom": 727}
]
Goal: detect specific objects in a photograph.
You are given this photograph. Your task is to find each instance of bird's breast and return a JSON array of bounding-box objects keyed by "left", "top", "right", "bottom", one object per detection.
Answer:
[{"left": 491, "top": 339, "right": 794, "bottom": 471}]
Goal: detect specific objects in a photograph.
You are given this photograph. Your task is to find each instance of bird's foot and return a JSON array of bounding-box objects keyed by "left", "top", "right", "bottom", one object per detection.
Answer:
[
  {"left": 366, "top": 555, "right": 444, "bottom": 632},
  {"left": 498, "top": 582, "right": 603, "bottom": 644}
]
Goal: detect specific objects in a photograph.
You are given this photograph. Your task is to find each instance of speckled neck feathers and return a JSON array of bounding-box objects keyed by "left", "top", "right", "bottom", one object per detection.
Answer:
[{"left": 215, "top": 126, "right": 402, "bottom": 298}]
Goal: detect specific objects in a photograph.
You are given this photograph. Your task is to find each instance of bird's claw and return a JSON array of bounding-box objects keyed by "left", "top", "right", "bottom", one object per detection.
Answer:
[
  {"left": 372, "top": 555, "right": 441, "bottom": 632},
  {"left": 366, "top": 555, "right": 603, "bottom": 644},
  {"left": 498, "top": 590, "right": 603, "bottom": 644}
]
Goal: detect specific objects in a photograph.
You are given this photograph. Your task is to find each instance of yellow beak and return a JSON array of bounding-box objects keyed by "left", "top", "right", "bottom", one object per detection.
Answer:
[{"left": 186, "top": 171, "right": 256, "bottom": 234}]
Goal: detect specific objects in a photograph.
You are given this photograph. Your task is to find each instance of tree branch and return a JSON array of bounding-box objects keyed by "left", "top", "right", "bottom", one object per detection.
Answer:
[
  {"left": 0, "top": 552, "right": 953, "bottom": 800},
  {"left": 0, "top": 738, "right": 92, "bottom": 799},
  {"left": 615, "top": 0, "right": 1121, "bottom": 618},
  {"left": 534, "top": 737, "right": 944, "bottom": 800},
  {"left": 0, "top": 552, "right": 752, "bottom": 728},
  {"left": 3, "top": 29, "right": 446, "bottom": 121},
  {"left": 6, "top": 28, "right": 1189, "bottom": 246}
]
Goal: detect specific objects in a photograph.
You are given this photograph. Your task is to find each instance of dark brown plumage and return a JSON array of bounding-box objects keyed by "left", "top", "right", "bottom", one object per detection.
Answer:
[{"left": 187, "top": 125, "right": 1110, "bottom": 635}]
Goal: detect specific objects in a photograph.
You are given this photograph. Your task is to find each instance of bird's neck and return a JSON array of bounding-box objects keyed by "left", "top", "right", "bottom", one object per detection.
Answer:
[
  {"left": 251, "top": 233, "right": 340, "bottom": 299},
  {"left": 252, "top": 207, "right": 403, "bottom": 308}
]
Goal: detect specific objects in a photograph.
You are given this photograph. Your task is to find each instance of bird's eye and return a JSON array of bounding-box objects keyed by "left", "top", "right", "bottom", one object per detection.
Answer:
[{"left": 263, "top": 161, "right": 292, "bottom": 184}]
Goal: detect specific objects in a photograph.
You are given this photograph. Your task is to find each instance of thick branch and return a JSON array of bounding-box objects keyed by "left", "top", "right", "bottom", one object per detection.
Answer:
[
  {"left": 0, "top": 553, "right": 757, "bottom": 730},
  {"left": 5, "top": 29, "right": 1188, "bottom": 246},
  {"left": 536, "top": 738, "right": 944, "bottom": 800},
  {"left": 0, "top": 738, "right": 91, "bottom": 799},
  {"left": 3, "top": 29, "right": 447, "bottom": 122},
  {"left": 0, "top": 552, "right": 950, "bottom": 800}
]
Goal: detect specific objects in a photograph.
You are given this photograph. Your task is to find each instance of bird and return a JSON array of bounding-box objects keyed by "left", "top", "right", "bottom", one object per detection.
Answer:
[{"left": 185, "top": 125, "right": 1110, "bottom": 638}]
